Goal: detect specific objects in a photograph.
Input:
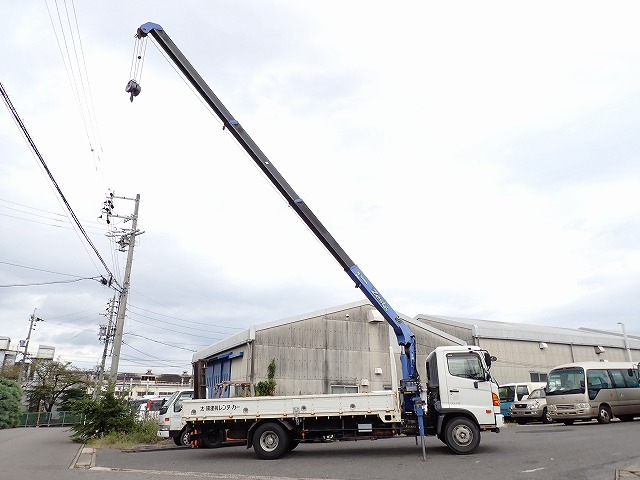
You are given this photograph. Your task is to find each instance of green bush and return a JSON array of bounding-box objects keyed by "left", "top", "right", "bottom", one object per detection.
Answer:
[
  {"left": 0, "top": 378, "right": 22, "bottom": 429},
  {"left": 68, "top": 389, "right": 137, "bottom": 442},
  {"left": 255, "top": 359, "right": 277, "bottom": 396}
]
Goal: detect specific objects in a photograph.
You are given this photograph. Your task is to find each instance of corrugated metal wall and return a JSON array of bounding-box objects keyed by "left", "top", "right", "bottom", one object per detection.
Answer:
[
  {"left": 478, "top": 338, "right": 637, "bottom": 384},
  {"left": 206, "top": 304, "right": 460, "bottom": 396}
]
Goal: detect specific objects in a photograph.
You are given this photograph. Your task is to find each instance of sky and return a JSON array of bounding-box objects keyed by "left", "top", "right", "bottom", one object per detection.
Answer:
[{"left": 2, "top": 1, "right": 640, "bottom": 375}]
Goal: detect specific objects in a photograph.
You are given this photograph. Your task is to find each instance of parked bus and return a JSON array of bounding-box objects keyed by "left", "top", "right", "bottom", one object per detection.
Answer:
[
  {"left": 546, "top": 361, "right": 640, "bottom": 424},
  {"left": 498, "top": 382, "right": 546, "bottom": 418}
]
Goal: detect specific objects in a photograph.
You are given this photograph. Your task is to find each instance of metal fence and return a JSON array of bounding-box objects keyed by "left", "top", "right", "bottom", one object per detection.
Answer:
[{"left": 18, "top": 411, "right": 85, "bottom": 427}]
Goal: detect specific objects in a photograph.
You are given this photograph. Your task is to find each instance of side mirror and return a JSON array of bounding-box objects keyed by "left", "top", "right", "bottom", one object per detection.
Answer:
[
  {"left": 484, "top": 352, "right": 496, "bottom": 368},
  {"left": 174, "top": 400, "right": 183, "bottom": 413}
]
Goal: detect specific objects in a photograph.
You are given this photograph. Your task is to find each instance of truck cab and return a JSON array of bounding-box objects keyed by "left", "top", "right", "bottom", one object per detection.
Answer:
[{"left": 157, "top": 390, "right": 193, "bottom": 446}]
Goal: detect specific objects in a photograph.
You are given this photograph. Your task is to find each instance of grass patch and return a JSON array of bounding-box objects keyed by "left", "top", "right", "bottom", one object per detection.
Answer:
[{"left": 87, "top": 419, "right": 160, "bottom": 449}]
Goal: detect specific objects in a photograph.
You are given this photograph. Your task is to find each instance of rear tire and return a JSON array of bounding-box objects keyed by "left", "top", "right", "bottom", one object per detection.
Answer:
[
  {"left": 253, "top": 422, "right": 290, "bottom": 460},
  {"left": 444, "top": 417, "right": 480, "bottom": 455},
  {"left": 201, "top": 428, "right": 224, "bottom": 448}
]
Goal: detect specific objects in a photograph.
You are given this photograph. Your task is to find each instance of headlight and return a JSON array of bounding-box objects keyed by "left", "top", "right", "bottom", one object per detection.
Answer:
[
  {"left": 510, "top": 405, "right": 516, "bottom": 410},
  {"left": 576, "top": 403, "right": 590, "bottom": 409},
  {"left": 547, "top": 404, "right": 557, "bottom": 411},
  {"left": 528, "top": 403, "right": 539, "bottom": 410}
]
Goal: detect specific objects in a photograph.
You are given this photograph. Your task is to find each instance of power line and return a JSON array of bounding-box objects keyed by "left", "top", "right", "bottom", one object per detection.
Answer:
[
  {"left": 124, "top": 332, "right": 197, "bottom": 352},
  {"left": 0, "top": 82, "right": 114, "bottom": 285},
  {"left": 0, "top": 277, "right": 101, "bottom": 288},
  {"left": 0, "top": 260, "right": 95, "bottom": 278}
]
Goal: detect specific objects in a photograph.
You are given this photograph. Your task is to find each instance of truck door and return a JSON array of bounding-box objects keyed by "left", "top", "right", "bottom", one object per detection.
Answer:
[{"left": 442, "top": 351, "right": 496, "bottom": 425}]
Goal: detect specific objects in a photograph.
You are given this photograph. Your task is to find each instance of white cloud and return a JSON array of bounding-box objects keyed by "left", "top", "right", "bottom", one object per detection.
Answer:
[{"left": 2, "top": 1, "right": 640, "bottom": 373}]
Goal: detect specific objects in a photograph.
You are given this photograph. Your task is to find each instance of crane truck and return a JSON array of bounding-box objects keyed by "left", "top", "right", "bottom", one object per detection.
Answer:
[{"left": 127, "top": 22, "right": 503, "bottom": 460}]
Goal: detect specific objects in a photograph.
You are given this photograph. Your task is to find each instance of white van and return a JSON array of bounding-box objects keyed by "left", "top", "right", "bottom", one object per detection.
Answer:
[
  {"left": 157, "top": 390, "right": 193, "bottom": 446},
  {"left": 499, "top": 382, "right": 546, "bottom": 418}
]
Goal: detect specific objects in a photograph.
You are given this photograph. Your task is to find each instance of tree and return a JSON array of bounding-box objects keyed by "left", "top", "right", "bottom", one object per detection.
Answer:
[
  {"left": 59, "top": 386, "right": 90, "bottom": 411},
  {"left": 255, "top": 359, "right": 277, "bottom": 396},
  {"left": 0, "top": 363, "right": 20, "bottom": 381},
  {"left": 0, "top": 378, "right": 22, "bottom": 429},
  {"left": 25, "top": 361, "right": 88, "bottom": 412}
]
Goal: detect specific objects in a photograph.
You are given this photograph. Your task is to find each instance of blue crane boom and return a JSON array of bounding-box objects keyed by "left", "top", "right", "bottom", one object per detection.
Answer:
[{"left": 128, "top": 22, "right": 424, "bottom": 429}]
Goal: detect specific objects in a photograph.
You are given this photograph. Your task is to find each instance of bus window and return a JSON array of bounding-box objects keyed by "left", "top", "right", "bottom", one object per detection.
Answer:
[
  {"left": 609, "top": 370, "right": 627, "bottom": 389},
  {"left": 622, "top": 369, "right": 639, "bottom": 388},
  {"left": 586, "top": 369, "right": 612, "bottom": 400}
]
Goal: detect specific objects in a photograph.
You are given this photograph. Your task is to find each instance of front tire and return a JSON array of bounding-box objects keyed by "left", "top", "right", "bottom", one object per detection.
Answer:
[
  {"left": 444, "top": 417, "right": 480, "bottom": 455},
  {"left": 597, "top": 405, "right": 612, "bottom": 424},
  {"left": 253, "top": 422, "right": 290, "bottom": 460},
  {"left": 541, "top": 408, "right": 553, "bottom": 424}
]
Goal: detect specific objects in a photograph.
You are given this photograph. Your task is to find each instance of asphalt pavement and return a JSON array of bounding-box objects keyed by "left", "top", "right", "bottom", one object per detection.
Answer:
[{"left": 0, "top": 425, "right": 639, "bottom": 479}]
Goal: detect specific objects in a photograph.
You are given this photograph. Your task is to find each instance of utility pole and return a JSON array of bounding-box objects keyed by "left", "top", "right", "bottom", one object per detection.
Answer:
[
  {"left": 18, "top": 309, "right": 44, "bottom": 384},
  {"left": 94, "top": 296, "right": 117, "bottom": 399},
  {"left": 105, "top": 193, "right": 143, "bottom": 383}
]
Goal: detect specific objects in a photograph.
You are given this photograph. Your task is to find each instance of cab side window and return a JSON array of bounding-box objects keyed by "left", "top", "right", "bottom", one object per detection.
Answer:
[{"left": 446, "top": 353, "right": 484, "bottom": 380}]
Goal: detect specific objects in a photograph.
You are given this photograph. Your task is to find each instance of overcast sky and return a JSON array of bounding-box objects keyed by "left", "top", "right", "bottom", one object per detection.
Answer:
[{"left": 2, "top": 1, "right": 640, "bottom": 375}]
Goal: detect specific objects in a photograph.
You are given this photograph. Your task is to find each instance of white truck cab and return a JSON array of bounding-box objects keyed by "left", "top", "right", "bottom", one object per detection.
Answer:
[{"left": 157, "top": 390, "right": 193, "bottom": 446}]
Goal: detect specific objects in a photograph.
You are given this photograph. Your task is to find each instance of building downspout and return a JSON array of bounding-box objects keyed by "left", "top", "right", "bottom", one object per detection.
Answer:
[
  {"left": 248, "top": 326, "right": 256, "bottom": 387},
  {"left": 471, "top": 324, "right": 480, "bottom": 346}
]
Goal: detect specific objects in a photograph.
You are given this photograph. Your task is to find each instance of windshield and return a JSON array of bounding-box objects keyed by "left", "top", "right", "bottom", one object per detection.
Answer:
[
  {"left": 547, "top": 367, "right": 585, "bottom": 396},
  {"left": 164, "top": 390, "right": 180, "bottom": 405},
  {"left": 499, "top": 385, "right": 515, "bottom": 402},
  {"left": 527, "top": 388, "right": 545, "bottom": 399}
]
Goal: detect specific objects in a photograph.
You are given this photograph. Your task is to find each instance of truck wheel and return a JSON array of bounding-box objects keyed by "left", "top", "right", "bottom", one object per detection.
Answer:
[
  {"left": 253, "top": 422, "right": 290, "bottom": 460},
  {"left": 597, "top": 405, "right": 612, "bottom": 424},
  {"left": 541, "top": 408, "right": 553, "bottom": 424},
  {"left": 444, "top": 418, "right": 480, "bottom": 455},
  {"left": 289, "top": 439, "right": 300, "bottom": 451},
  {"left": 177, "top": 428, "right": 190, "bottom": 447},
  {"left": 201, "top": 428, "right": 224, "bottom": 448}
]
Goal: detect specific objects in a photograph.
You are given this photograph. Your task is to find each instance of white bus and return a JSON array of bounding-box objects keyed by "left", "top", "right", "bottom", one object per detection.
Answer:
[{"left": 545, "top": 361, "right": 640, "bottom": 424}]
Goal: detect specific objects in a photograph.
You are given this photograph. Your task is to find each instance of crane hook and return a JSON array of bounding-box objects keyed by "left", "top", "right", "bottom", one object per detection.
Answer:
[{"left": 125, "top": 80, "right": 141, "bottom": 102}]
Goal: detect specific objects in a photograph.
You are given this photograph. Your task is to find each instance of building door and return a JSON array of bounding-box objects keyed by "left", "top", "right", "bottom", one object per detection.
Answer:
[{"left": 206, "top": 357, "right": 232, "bottom": 398}]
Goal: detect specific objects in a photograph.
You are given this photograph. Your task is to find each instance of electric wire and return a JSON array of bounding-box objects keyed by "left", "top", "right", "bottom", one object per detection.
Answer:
[
  {"left": 124, "top": 332, "right": 197, "bottom": 352},
  {"left": 127, "top": 303, "right": 243, "bottom": 331},
  {"left": 1, "top": 82, "right": 114, "bottom": 284}
]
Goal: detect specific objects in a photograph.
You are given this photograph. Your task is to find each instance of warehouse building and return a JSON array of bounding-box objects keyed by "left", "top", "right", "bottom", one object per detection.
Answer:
[
  {"left": 192, "top": 300, "right": 640, "bottom": 398},
  {"left": 416, "top": 315, "right": 640, "bottom": 384}
]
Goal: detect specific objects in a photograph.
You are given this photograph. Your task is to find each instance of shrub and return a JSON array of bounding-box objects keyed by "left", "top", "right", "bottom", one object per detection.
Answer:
[
  {"left": 0, "top": 378, "right": 22, "bottom": 429},
  {"left": 68, "top": 389, "right": 137, "bottom": 442},
  {"left": 255, "top": 359, "right": 277, "bottom": 396}
]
